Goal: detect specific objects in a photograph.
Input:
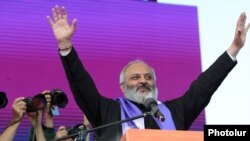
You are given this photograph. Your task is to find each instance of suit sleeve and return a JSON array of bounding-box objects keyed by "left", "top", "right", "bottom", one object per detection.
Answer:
[
  {"left": 166, "top": 51, "right": 237, "bottom": 130},
  {"left": 60, "top": 47, "right": 119, "bottom": 128}
]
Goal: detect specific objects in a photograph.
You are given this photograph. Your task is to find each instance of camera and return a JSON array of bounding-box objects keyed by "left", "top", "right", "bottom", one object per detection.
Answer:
[
  {"left": 67, "top": 124, "right": 87, "bottom": 139},
  {"left": 24, "top": 94, "right": 47, "bottom": 112},
  {"left": 24, "top": 89, "right": 68, "bottom": 112},
  {"left": 0, "top": 91, "right": 8, "bottom": 108},
  {"left": 50, "top": 89, "right": 68, "bottom": 108}
]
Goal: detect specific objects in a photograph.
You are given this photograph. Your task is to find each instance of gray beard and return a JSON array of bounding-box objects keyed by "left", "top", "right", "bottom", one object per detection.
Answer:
[{"left": 124, "top": 85, "right": 158, "bottom": 104}]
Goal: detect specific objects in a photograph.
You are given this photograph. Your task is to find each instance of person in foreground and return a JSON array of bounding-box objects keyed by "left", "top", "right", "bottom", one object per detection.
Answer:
[
  {"left": 28, "top": 90, "right": 56, "bottom": 141},
  {"left": 47, "top": 5, "right": 250, "bottom": 141},
  {"left": 55, "top": 115, "right": 95, "bottom": 141},
  {"left": 0, "top": 97, "right": 46, "bottom": 141},
  {"left": 0, "top": 97, "right": 26, "bottom": 141}
]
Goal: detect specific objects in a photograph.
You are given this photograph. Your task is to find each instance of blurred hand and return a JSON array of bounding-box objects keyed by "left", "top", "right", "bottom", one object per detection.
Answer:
[
  {"left": 11, "top": 97, "right": 26, "bottom": 122},
  {"left": 56, "top": 126, "right": 73, "bottom": 141},
  {"left": 228, "top": 12, "right": 250, "bottom": 57}
]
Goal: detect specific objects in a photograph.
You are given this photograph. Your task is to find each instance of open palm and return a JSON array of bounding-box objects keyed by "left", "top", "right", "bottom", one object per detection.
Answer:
[{"left": 47, "top": 5, "right": 77, "bottom": 43}]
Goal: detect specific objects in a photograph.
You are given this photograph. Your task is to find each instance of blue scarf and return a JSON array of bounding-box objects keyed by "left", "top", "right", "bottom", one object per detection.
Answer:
[{"left": 117, "top": 97, "right": 176, "bottom": 134}]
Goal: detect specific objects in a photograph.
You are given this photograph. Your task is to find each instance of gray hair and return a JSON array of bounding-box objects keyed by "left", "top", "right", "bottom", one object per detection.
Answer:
[{"left": 119, "top": 60, "right": 156, "bottom": 85}]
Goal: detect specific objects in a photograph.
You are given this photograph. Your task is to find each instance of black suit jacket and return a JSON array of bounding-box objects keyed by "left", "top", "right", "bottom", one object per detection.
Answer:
[{"left": 61, "top": 48, "right": 236, "bottom": 141}]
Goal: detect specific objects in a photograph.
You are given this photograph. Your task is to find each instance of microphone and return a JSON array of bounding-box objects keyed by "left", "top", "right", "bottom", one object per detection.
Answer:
[{"left": 144, "top": 98, "right": 165, "bottom": 122}]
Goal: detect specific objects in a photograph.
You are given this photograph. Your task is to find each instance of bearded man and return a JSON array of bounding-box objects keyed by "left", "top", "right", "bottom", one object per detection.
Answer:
[{"left": 47, "top": 5, "right": 250, "bottom": 141}]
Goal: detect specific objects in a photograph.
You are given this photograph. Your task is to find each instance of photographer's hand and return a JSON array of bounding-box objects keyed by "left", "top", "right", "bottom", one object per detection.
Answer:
[
  {"left": 33, "top": 110, "right": 46, "bottom": 141},
  {"left": 0, "top": 97, "right": 26, "bottom": 141},
  {"left": 42, "top": 90, "right": 54, "bottom": 128},
  {"left": 55, "top": 126, "right": 73, "bottom": 141},
  {"left": 11, "top": 97, "right": 26, "bottom": 122}
]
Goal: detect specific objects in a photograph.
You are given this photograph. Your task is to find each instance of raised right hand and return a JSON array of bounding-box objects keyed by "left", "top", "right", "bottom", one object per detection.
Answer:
[{"left": 47, "top": 5, "right": 77, "bottom": 49}]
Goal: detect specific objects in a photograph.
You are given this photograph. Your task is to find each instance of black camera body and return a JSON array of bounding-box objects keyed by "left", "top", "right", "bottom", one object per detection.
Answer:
[
  {"left": 67, "top": 124, "right": 87, "bottom": 139},
  {"left": 0, "top": 92, "right": 8, "bottom": 108},
  {"left": 24, "top": 89, "right": 68, "bottom": 112},
  {"left": 24, "top": 94, "right": 47, "bottom": 112}
]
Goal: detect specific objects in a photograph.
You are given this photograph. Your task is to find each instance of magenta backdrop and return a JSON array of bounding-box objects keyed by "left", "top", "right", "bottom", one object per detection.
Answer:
[{"left": 0, "top": 0, "right": 202, "bottom": 140}]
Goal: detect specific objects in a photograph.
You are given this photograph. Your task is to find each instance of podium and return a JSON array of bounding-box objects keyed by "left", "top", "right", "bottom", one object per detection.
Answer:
[{"left": 120, "top": 129, "right": 203, "bottom": 141}]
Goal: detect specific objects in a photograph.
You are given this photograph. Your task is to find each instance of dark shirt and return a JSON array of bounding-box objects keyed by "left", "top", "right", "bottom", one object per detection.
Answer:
[
  {"left": 28, "top": 125, "right": 55, "bottom": 141},
  {"left": 60, "top": 48, "right": 236, "bottom": 141}
]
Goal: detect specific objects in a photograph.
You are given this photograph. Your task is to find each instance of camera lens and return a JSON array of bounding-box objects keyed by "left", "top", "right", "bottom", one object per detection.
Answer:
[
  {"left": 51, "top": 89, "right": 68, "bottom": 108},
  {"left": 0, "top": 92, "right": 8, "bottom": 108}
]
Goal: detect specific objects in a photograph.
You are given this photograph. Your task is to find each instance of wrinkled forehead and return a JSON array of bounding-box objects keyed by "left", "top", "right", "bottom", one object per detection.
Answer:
[{"left": 124, "top": 62, "right": 153, "bottom": 76}]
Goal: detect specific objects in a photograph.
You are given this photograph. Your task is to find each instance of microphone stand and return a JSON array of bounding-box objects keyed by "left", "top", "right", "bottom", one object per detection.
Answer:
[{"left": 53, "top": 112, "right": 152, "bottom": 141}]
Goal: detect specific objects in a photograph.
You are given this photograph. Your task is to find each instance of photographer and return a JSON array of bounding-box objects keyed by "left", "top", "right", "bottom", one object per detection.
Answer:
[
  {"left": 26, "top": 89, "right": 67, "bottom": 141},
  {"left": 55, "top": 126, "right": 73, "bottom": 141},
  {"left": 0, "top": 97, "right": 25, "bottom": 141},
  {"left": 0, "top": 97, "right": 46, "bottom": 141},
  {"left": 55, "top": 115, "right": 95, "bottom": 141},
  {"left": 28, "top": 90, "right": 56, "bottom": 141}
]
